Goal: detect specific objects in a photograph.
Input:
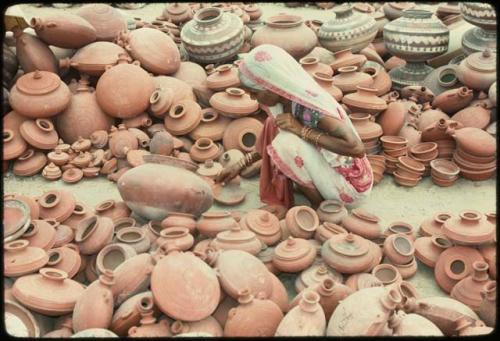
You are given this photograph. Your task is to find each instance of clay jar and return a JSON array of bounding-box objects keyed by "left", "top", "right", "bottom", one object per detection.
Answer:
[
  {"left": 56, "top": 78, "right": 114, "bottom": 144},
  {"left": 209, "top": 88, "right": 259, "bottom": 118},
  {"left": 151, "top": 76, "right": 196, "bottom": 118},
  {"left": 457, "top": 49, "right": 496, "bottom": 91},
  {"left": 384, "top": 221, "right": 415, "bottom": 241},
  {"left": 121, "top": 28, "right": 180, "bottom": 75},
  {"left": 316, "top": 200, "right": 348, "bottom": 224},
  {"left": 46, "top": 246, "right": 82, "bottom": 278},
  {"left": 434, "top": 245, "right": 485, "bottom": 293},
  {"left": 383, "top": 233, "right": 415, "bottom": 265},
  {"left": 110, "top": 291, "right": 159, "bottom": 336},
  {"left": 419, "top": 212, "right": 452, "bottom": 236},
  {"left": 285, "top": 206, "right": 320, "bottom": 239},
  {"left": 12, "top": 268, "right": 85, "bottom": 316},
  {"left": 363, "top": 65, "right": 392, "bottom": 96},
  {"left": 432, "top": 87, "right": 474, "bottom": 115},
  {"left": 62, "top": 202, "right": 93, "bottom": 231},
  {"left": 451, "top": 261, "right": 490, "bottom": 312},
  {"left": 9, "top": 71, "right": 71, "bottom": 119},
  {"left": 343, "top": 86, "right": 388, "bottom": 115},
  {"left": 314, "top": 222, "right": 347, "bottom": 243},
  {"left": 108, "top": 125, "right": 139, "bottom": 158},
  {"left": 222, "top": 117, "right": 263, "bottom": 153},
  {"left": 300, "top": 56, "right": 333, "bottom": 77},
  {"left": 275, "top": 290, "right": 326, "bottom": 336},
  {"left": 321, "top": 233, "right": 374, "bottom": 274},
  {"left": 251, "top": 14, "right": 317, "bottom": 59},
  {"left": 211, "top": 226, "right": 262, "bottom": 256},
  {"left": 188, "top": 137, "right": 218, "bottom": 162},
  {"left": 114, "top": 227, "right": 151, "bottom": 254},
  {"left": 72, "top": 270, "right": 115, "bottom": 332},
  {"left": 196, "top": 211, "right": 238, "bottom": 238},
  {"left": 442, "top": 210, "right": 495, "bottom": 246},
  {"left": 12, "top": 27, "right": 58, "bottom": 74},
  {"left": 224, "top": 289, "right": 283, "bottom": 337},
  {"left": 172, "top": 61, "right": 213, "bottom": 107},
  {"left": 151, "top": 247, "right": 220, "bottom": 321},
  {"left": 95, "top": 199, "right": 131, "bottom": 222},
  {"left": 22, "top": 219, "right": 56, "bottom": 251},
  {"left": 206, "top": 64, "right": 240, "bottom": 91},
  {"left": 240, "top": 209, "right": 281, "bottom": 246},
  {"left": 155, "top": 227, "right": 194, "bottom": 252},
  {"left": 295, "top": 264, "right": 343, "bottom": 293},
  {"left": 76, "top": 4, "right": 127, "bottom": 41},
  {"left": 414, "top": 235, "right": 453, "bottom": 268},
  {"left": 75, "top": 215, "right": 114, "bottom": 255},
  {"left": 189, "top": 108, "right": 231, "bottom": 141},
  {"left": 3, "top": 128, "right": 27, "bottom": 161},
  {"left": 128, "top": 297, "right": 171, "bottom": 337},
  {"left": 38, "top": 190, "right": 76, "bottom": 222},
  {"left": 19, "top": 119, "right": 59, "bottom": 150},
  {"left": 96, "top": 54, "right": 155, "bottom": 119},
  {"left": 164, "top": 99, "right": 202, "bottom": 136},
  {"left": 4, "top": 240, "right": 49, "bottom": 278},
  {"left": 30, "top": 14, "right": 97, "bottom": 49},
  {"left": 341, "top": 208, "right": 381, "bottom": 240},
  {"left": 330, "top": 49, "right": 367, "bottom": 72},
  {"left": 272, "top": 237, "right": 316, "bottom": 273}
]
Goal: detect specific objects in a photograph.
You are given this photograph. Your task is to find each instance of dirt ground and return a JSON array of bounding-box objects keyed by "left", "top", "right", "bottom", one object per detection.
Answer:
[{"left": 5, "top": 3, "right": 497, "bottom": 300}]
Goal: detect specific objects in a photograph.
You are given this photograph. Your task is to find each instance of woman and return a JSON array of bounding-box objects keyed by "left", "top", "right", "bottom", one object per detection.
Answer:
[{"left": 216, "top": 44, "right": 373, "bottom": 209}]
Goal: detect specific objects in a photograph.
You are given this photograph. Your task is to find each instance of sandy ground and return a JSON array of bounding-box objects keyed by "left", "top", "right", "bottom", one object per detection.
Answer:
[{"left": 6, "top": 3, "right": 497, "bottom": 301}]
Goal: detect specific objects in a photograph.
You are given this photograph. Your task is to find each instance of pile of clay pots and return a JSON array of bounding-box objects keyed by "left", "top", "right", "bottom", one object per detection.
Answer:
[{"left": 4, "top": 189, "right": 496, "bottom": 336}]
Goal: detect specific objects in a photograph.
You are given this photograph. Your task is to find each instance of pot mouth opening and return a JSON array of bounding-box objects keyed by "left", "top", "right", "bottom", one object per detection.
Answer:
[
  {"left": 202, "top": 110, "right": 217, "bottom": 122},
  {"left": 23, "top": 222, "right": 37, "bottom": 236},
  {"left": 195, "top": 7, "right": 222, "bottom": 24},
  {"left": 18, "top": 149, "right": 35, "bottom": 160},
  {"left": 300, "top": 56, "right": 319, "bottom": 65},
  {"left": 103, "top": 248, "right": 126, "bottom": 270},
  {"left": 267, "top": 14, "right": 302, "bottom": 28},
  {"left": 47, "top": 250, "right": 61, "bottom": 265},
  {"left": 450, "top": 259, "right": 466, "bottom": 277},
  {"left": 435, "top": 213, "right": 451, "bottom": 223},
  {"left": 196, "top": 138, "right": 213, "bottom": 150},
  {"left": 40, "top": 193, "right": 60, "bottom": 208},
  {"left": 36, "top": 119, "right": 53, "bottom": 132},
  {"left": 73, "top": 203, "right": 85, "bottom": 214},
  {"left": 295, "top": 208, "right": 317, "bottom": 231},
  {"left": 3, "top": 130, "right": 13, "bottom": 142},
  {"left": 433, "top": 236, "right": 452, "bottom": 248},
  {"left": 80, "top": 217, "right": 98, "bottom": 241},
  {"left": 438, "top": 68, "right": 458, "bottom": 87},
  {"left": 460, "top": 211, "right": 481, "bottom": 221},
  {"left": 374, "top": 266, "right": 397, "bottom": 283},
  {"left": 96, "top": 200, "right": 114, "bottom": 212},
  {"left": 241, "top": 132, "right": 257, "bottom": 149},
  {"left": 393, "top": 235, "right": 413, "bottom": 255},
  {"left": 389, "top": 224, "right": 411, "bottom": 234},
  {"left": 118, "top": 230, "right": 143, "bottom": 243},
  {"left": 320, "top": 201, "right": 342, "bottom": 213},
  {"left": 162, "top": 227, "right": 188, "bottom": 238}
]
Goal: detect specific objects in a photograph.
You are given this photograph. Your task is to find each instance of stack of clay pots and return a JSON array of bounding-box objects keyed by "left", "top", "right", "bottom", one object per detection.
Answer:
[
  {"left": 349, "top": 113, "right": 383, "bottom": 155},
  {"left": 366, "top": 155, "right": 385, "bottom": 185},
  {"left": 379, "top": 136, "right": 408, "bottom": 175},
  {"left": 429, "top": 159, "right": 460, "bottom": 187},
  {"left": 408, "top": 142, "right": 439, "bottom": 177},
  {"left": 392, "top": 156, "right": 425, "bottom": 187}
]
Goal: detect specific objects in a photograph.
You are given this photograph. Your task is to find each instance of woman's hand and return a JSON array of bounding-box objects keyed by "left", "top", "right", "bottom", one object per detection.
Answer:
[
  {"left": 275, "top": 113, "right": 302, "bottom": 135},
  {"left": 215, "top": 163, "right": 242, "bottom": 185}
]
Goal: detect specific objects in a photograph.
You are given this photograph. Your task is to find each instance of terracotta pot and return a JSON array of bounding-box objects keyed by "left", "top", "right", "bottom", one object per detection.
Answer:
[
  {"left": 212, "top": 295, "right": 238, "bottom": 328},
  {"left": 371, "top": 263, "right": 403, "bottom": 286},
  {"left": 113, "top": 253, "right": 154, "bottom": 306},
  {"left": 210, "top": 226, "right": 262, "bottom": 255},
  {"left": 478, "top": 280, "right": 496, "bottom": 327},
  {"left": 276, "top": 290, "right": 326, "bottom": 336},
  {"left": 432, "top": 86, "right": 474, "bottom": 115},
  {"left": 114, "top": 227, "right": 151, "bottom": 254},
  {"left": 479, "top": 243, "right": 496, "bottom": 279},
  {"left": 206, "top": 64, "right": 240, "bottom": 91},
  {"left": 12, "top": 27, "right": 58, "bottom": 74},
  {"left": 224, "top": 289, "right": 283, "bottom": 336},
  {"left": 162, "top": 3, "right": 193, "bottom": 24},
  {"left": 419, "top": 212, "right": 452, "bottom": 237},
  {"left": 350, "top": 113, "right": 383, "bottom": 142},
  {"left": 383, "top": 233, "right": 415, "bottom": 265},
  {"left": 434, "top": 245, "right": 485, "bottom": 293},
  {"left": 300, "top": 56, "right": 332, "bottom": 77},
  {"left": 161, "top": 212, "right": 197, "bottom": 234},
  {"left": 95, "top": 243, "right": 136, "bottom": 276},
  {"left": 341, "top": 208, "right": 381, "bottom": 240},
  {"left": 151, "top": 247, "right": 220, "bottom": 321},
  {"left": 442, "top": 210, "right": 495, "bottom": 246},
  {"left": 239, "top": 209, "right": 281, "bottom": 246},
  {"left": 163, "top": 99, "right": 202, "bottom": 136},
  {"left": 9, "top": 71, "right": 71, "bottom": 119},
  {"left": 12, "top": 268, "right": 85, "bottom": 316},
  {"left": 422, "top": 64, "right": 463, "bottom": 96},
  {"left": 172, "top": 61, "right": 213, "bottom": 107},
  {"left": 76, "top": 4, "right": 127, "bottom": 41},
  {"left": 110, "top": 291, "right": 160, "bottom": 336},
  {"left": 107, "top": 125, "right": 138, "bottom": 158},
  {"left": 94, "top": 199, "right": 131, "bottom": 222},
  {"left": 3, "top": 127, "right": 28, "bottom": 161},
  {"left": 74, "top": 215, "right": 114, "bottom": 255},
  {"left": 189, "top": 137, "right": 219, "bottom": 162},
  {"left": 21, "top": 219, "right": 56, "bottom": 251},
  {"left": 383, "top": 220, "right": 415, "bottom": 241},
  {"left": 321, "top": 233, "right": 375, "bottom": 274},
  {"left": 37, "top": 190, "right": 76, "bottom": 223},
  {"left": 414, "top": 235, "right": 452, "bottom": 268},
  {"left": 389, "top": 310, "right": 443, "bottom": 336},
  {"left": 332, "top": 66, "right": 373, "bottom": 94},
  {"left": 285, "top": 206, "right": 320, "bottom": 239},
  {"left": 181, "top": 7, "right": 243, "bottom": 64},
  {"left": 96, "top": 54, "right": 155, "bottom": 119},
  {"left": 451, "top": 261, "right": 490, "bottom": 312},
  {"left": 71, "top": 329, "right": 118, "bottom": 337},
  {"left": 267, "top": 271, "right": 289, "bottom": 312},
  {"left": 314, "top": 222, "right": 347, "bottom": 243},
  {"left": 451, "top": 127, "right": 496, "bottom": 157},
  {"left": 345, "top": 273, "right": 383, "bottom": 291},
  {"left": 150, "top": 76, "right": 196, "bottom": 118},
  {"left": 127, "top": 296, "right": 171, "bottom": 337},
  {"left": 421, "top": 118, "right": 461, "bottom": 142},
  {"left": 189, "top": 108, "right": 231, "bottom": 142},
  {"left": 312, "top": 72, "right": 343, "bottom": 101},
  {"left": 295, "top": 263, "right": 343, "bottom": 293},
  {"left": 19, "top": 118, "right": 59, "bottom": 150},
  {"left": 330, "top": 49, "right": 367, "bottom": 72},
  {"left": 457, "top": 49, "right": 496, "bottom": 91},
  {"left": 154, "top": 227, "right": 194, "bottom": 252},
  {"left": 209, "top": 88, "right": 259, "bottom": 119},
  {"left": 398, "top": 122, "right": 421, "bottom": 148},
  {"left": 4, "top": 240, "right": 49, "bottom": 278},
  {"left": 450, "top": 104, "right": 491, "bottom": 130},
  {"left": 315, "top": 200, "right": 347, "bottom": 224},
  {"left": 12, "top": 149, "right": 47, "bottom": 176},
  {"left": 52, "top": 223, "right": 74, "bottom": 248},
  {"left": 222, "top": 117, "right": 263, "bottom": 153},
  {"left": 272, "top": 237, "right": 316, "bottom": 273},
  {"left": 319, "top": 4, "right": 377, "bottom": 53}
]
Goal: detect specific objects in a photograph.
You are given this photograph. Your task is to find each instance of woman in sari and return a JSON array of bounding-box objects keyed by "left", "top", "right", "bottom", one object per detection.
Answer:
[{"left": 216, "top": 44, "right": 373, "bottom": 209}]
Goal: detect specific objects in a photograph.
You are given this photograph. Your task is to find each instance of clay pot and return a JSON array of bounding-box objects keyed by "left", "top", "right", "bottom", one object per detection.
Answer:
[
  {"left": 434, "top": 245, "right": 485, "bottom": 293},
  {"left": 114, "top": 227, "right": 151, "bottom": 254},
  {"left": 300, "top": 56, "right": 332, "bottom": 77},
  {"left": 371, "top": 263, "right": 403, "bottom": 286},
  {"left": 314, "top": 222, "right": 347, "bottom": 243},
  {"left": 451, "top": 261, "right": 490, "bottom": 312},
  {"left": 95, "top": 243, "right": 136, "bottom": 276},
  {"left": 76, "top": 4, "right": 127, "bottom": 41},
  {"left": 295, "top": 263, "right": 343, "bottom": 293},
  {"left": 108, "top": 125, "right": 138, "bottom": 158},
  {"left": 45, "top": 245, "right": 82, "bottom": 278},
  {"left": 422, "top": 64, "right": 463, "bottom": 96},
  {"left": 72, "top": 270, "right": 114, "bottom": 332},
  {"left": 12, "top": 27, "right": 58, "bottom": 74},
  {"left": 9, "top": 71, "right": 71, "bottom": 119},
  {"left": 321, "top": 233, "right": 374, "bottom": 274},
  {"left": 96, "top": 54, "right": 155, "bottom": 119},
  {"left": 312, "top": 72, "right": 343, "bottom": 101},
  {"left": 452, "top": 126, "right": 496, "bottom": 157},
  {"left": 127, "top": 299, "right": 171, "bottom": 337},
  {"left": 479, "top": 243, "right": 496, "bottom": 279},
  {"left": 30, "top": 14, "right": 96, "bottom": 49},
  {"left": 75, "top": 215, "right": 114, "bottom": 255},
  {"left": 212, "top": 295, "right": 238, "bottom": 328},
  {"left": 239, "top": 209, "right": 281, "bottom": 246},
  {"left": 432, "top": 87, "right": 474, "bottom": 115},
  {"left": 211, "top": 226, "right": 262, "bottom": 255},
  {"left": 224, "top": 289, "right": 283, "bottom": 337},
  {"left": 222, "top": 117, "right": 263, "bottom": 153},
  {"left": 155, "top": 227, "right": 194, "bottom": 252},
  {"left": 12, "top": 268, "right": 85, "bottom": 316},
  {"left": 285, "top": 206, "right": 320, "bottom": 239},
  {"left": 71, "top": 329, "right": 118, "bottom": 337},
  {"left": 341, "top": 208, "right": 381, "bottom": 240},
  {"left": 383, "top": 233, "right": 415, "bottom": 265},
  {"left": 61, "top": 202, "right": 92, "bottom": 232},
  {"left": 419, "top": 212, "right": 452, "bottom": 237},
  {"left": 330, "top": 49, "right": 367, "bottom": 72},
  {"left": 52, "top": 223, "right": 74, "bottom": 248},
  {"left": 170, "top": 316, "right": 221, "bottom": 337},
  {"left": 276, "top": 290, "right": 326, "bottom": 336},
  {"left": 164, "top": 99, "right": 202, "bottom": 136},
  {"left": 12, "top": 149, "right": 47, "bottom": 176},
  {"left": 37, "top": 190, "right": 76, "bottom": 223},
  {"left": 350, "top": 113, "right": 383, "bottom": 142},
  {"left": 189, "top": 137, "right": 219, "bottom": 162},
  {"left": 94, "top": 199, "right": 130, "bottom": 222},
  {"left": 479, "top": 280, "right": 496, "bottom": 327},
  {"left": 3, "top": 128, "right": 27, "bottom": 161},
  {"left": 315, "top": 200, "right": 347, "bottom": 224},
  {"left": 19, "top": 119, "right": 59, "bottom": 150},
  {"left": 112, "top": 253, "right": 154, "bottom": 307},
  {"left": 272, "top": 237, "right": 316, "bottom": 273},
  {"left": 189, "top": 108, "right": 231, "bottom": 142},
  {"left": 389, "top": 311, "right": 443, "bottom": 336},
  {"left": 21, "top": 219, "right": 56, "bottom": 251},
  {"left": 209, "top": 88, "right": 259, "bottom": 118},
  {"left": 110, "top": 291, "right": 160, "bottom": 336},
  {"left": 345, "top": 86, "right": 388, "bottom": 115},
  {"left": 151, "top": 247, "right": 220, "bottom": 321},
  {"left": 457, "top": 49, "right": 496, "bottom": 91},
  {"left": 332, "top": 66, "right": 374, "bottom": 94},
  {"left": 150, "top": 76, "right": 196, "bottom": 118},
  {"left": 181, "top": 7, "right": 244, "bottom": 64},
  {"left": 206, "top": 64, "right": 240, "bottom": 91},
  {"left": 414, "top": 235, "right": 452, "bottom": 268},
  {"left": 377, "top": 102, "right": 406, "bottom": 136},
  {"left": 161, "top": 212, "right": 197, "bottom": 234},
  {"left": 451, "top": 104, "right": 490, "bottom": 130},
  {"left": 4, "top": 240, "right": 49, "bottom": 278},
  {"left": 442, "top": 210, "right": 495, "bottom": 246}
]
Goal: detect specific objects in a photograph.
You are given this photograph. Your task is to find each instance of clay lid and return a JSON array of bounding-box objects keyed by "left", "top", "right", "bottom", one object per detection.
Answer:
[
  {"left": 328, "top": 233, "right": 370, "bottom": 257},
  {"left": 442, "top": 210, "right": 495, "bottom": 245},
  {"left": 196, "top": 160, "right": 223, "bottom": 177},
  {"left": 215, "top": 226, "right": 258, "bottom": 244},
  {"left": 274, "top": 237, "right": 313, "bottom": 261},
  {"left": 16, "top": 70, "right": 61, "bottom": 95},
  {"left": 464, "top": 49, "right": 496, "bottom": 72},
  {"left": 243, "top": 209, "right": 280, "bottom": 236},
  {"left": 62, "top": 168, "right": 83, "bottom": 183},
  {"left": 206, "top": 64, "right": 240, "bottom": 90}
]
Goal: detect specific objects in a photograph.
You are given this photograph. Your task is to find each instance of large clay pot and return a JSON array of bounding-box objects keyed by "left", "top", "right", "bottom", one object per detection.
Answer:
[
  {"left": 377, "top": 101, "right": 406, "bottom": 136},
  {"left": 251, "top": 14, "right": 317, "bottom": 59},
  {"left": 442, "top": 210, "right": 495, "bottom": 246},
  {"left": 164, "top": 100, "right": 202, "bottom": 136},
  {"left": 452, "top": 127, "right": 496, "bottom": 157},
  {"left": 150, "top": 76, "right": 196, "bottom": 118},
  {"left": 4, "top": 240, "right": 49, "bottom": 278},
  {"left": 222, "top": 117, "right": 263, "bottom": 153},
  {"left": 341, "top": 208, "right": 381, "bottom": 239},
  {"left": 108, "top": 124, "right": 138, "bottom": 158},
  {"left": 209, "top": 88, "right": 259, "bottom": 118},
  {"left": 46, "top": 245, "right": 82, "bottom": 279},
  {"left": 457, "top": 49, "right": 496, "bottom": 91},
  {"left": 151, "top": 247, "right": 220, "bottom": 321},
  {"left": 189, "top": 108, "right": 231, "bottom": 141},
  {"left": 76, "top": 4, "right": 127, "bottom": 42},
  {"left": 3, "top": 127, "right": 27, "bottom": 161},
  {"left": 181, "top": 7, "right": 244, "bottom": 64},
  {"left": 72, "top": 270, "right": 114, "bottom": 332},
  {"left": 321, "top": 233, "right": 374, "bottom": 274},
  {"left": 451, "top": 261, "right": 491, "bottom": 312},
  {"left": 59, "top": 42, "right": 127, "bottom": 77},
  {"left": 12, "top": 268, "right": 85, "bottom": 316},
  {"left": 96, "top": 54, "right": 155, "bottom": 119},
  {"left": 19, "top": 119, "right": 58, "bottom": 150},
  {"left": 383, "top": 9, "right": 449, "bottom": 89},
  {"left": 12, "top": 27, "right": 58, "bottom": 74},
  {"left": 12, "top": 149, "right": 47, "bottom": 177},
  {"left": 31, "top": 14, "right": 97, "bottom": 49},
  {"left": 74, "top": 215, "right": 114, "bottom": 255},
  {"left": 56, "top": 77, "right": 114, "bottom": 143},
  {"left": 223, "top": 289, "right": 283, "bottom": 337},
  {"left": 119, "top": 28, "right": 180, "bottom": 75},
  {"left": 9, "top": 70, "right": 71, "bottom": 118},
  {"left": 275, "top": 291, "right": 326, "bottom": 336},
  {"left": 388, "top": 311, "right": 443, "bottom": 336},
  {"left": 318, "top": 4, "right": 377, "bottom": 53}
]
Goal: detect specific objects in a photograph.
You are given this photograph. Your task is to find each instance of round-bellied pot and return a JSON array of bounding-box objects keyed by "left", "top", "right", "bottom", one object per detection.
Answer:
[
  {"left": 414, "top": 235, "right": 453, "bottom": 268},
  {"left": 316, "top": 200, "right": 347, "bottom": 224},
  {"left": 456, "top": 49, "right": 496, "bottom": 91},
  {"left": 272, "top": 237, "right": 316, "bottom": 273},
  {"left": 75, "top": 215, "right": 114, "bottom": 255},
  {"left": 383, "top": 233, "right": 415, "bottom": 265},
  {"left": 442, "top": 210, "right": 495, "bottom": 246},
  {"left": 341, "top": 208, "right": 381, "bottom": 240},
  {"left": 321, "top": 233, "right": 374, "bottom": 274},
  {"left": 285, "top": 206, "right": 320, "bottom": 239},
  {"left": 459, "top": 3, "right": 496, "bottom": 56}
]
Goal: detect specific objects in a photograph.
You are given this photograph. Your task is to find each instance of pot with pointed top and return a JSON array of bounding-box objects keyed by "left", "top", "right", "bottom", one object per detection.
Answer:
[
  {"left": 321, "top": 233, "right": 374, "bottom": 274},
  {"left": 272, "top": 237, "right": 316, "bottom": 273},
  {"left": 127, "top": 296, "right": 171, "bottom": 337},
  {"left": 276, "top": 290, "right": 326, "bottom": 336}
]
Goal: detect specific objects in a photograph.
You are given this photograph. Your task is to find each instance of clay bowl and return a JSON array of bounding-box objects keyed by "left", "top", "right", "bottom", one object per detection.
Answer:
[
  {"left": 384, "top": 146, "right": 408, "bottom": 158},
  {"left": 363, "top": 138, "right": 380, "bottom": 148},
  {"left": 382, "top": 153, "right": 399, "bottom": 165},
  {"left": 380, "top": 136, "right": 408, "bottom": 150},
  {"left": 393, "top": 170, "right": 421, "bottom": 187},
  {"left": 431, "top": 175, "right": 457, "bottom": 187},
  {"left": 456, "top": 147, "right": 496, "bottom": 164},
  {"left": 395, "top": 163, "right": 422, "bottom": 179},
  {"left": 409, "top": 142, "right": 438, "bottom": 160},
  {"left": 397, "top": 156, "right": 425, "bottom": 174},
  {"left": 452, "top": 151, "right": 497, "bottom": 171},
  {"left": 367, "top": 154, "right": 385, "bottom": 163},
  {"left": 459, "top": 166, "right": 496, "bottom": 181},
  {"left": 429, "top": 159, "right": 460, "bottom": 180}
]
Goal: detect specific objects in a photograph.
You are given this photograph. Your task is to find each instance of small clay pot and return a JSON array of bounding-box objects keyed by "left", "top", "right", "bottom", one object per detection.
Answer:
[
  {"left": 4, "top": 240, "right": 49, "bottom": 278},
  {"left": 12, "top": 149, "right": 48, "bottom": 176},
  {"left": 209, "top": 87, "right": 259, "bottom": 118},
  {"left": 95, "top": 199, "right": 131, "bottom": 222},
  {"left": 341, "top": 208, "right": 381, "bottom": 240},
  {"left": 414, "top": 235, "right": 453, "bottom": 268},
  {"left": 321, "top": 233, "right": 374, "bottom": 274},
  {"left": 127, "top": 296, "right": 171, "bottom": 337},
  {"left": 62, "top": 202, "right": 93, "bottom": 231},
  {"left": 113, "top": 253, "right": 155, "bottom": 307},
  {"left": 206, "top": 64, "right": 240, "bottom": 91},
  {"left": 478, "top": 280, "right": 496, "bottom": 327},
  {"left": 74, "top": 215, "right": 114, "bottom": 255},
  {"left": 239, "top": 209, "right": 281, "bottom": 246},
  {"left": 383, "top": 233, "right": 415, "bottom": 265},
  {"left": 272, "top": 237, "right": 316, "bottom": 273},
  {"left": 114, "top": 227, "right": 151, "bottom": 254},
  {"left": 419, "top": 212, "right": 452, "bottom": 237},
  {"left": 222, "top": 117, "right": 263, "bottom": 153},
  {"left": 155, "top": 227, "right": 194, "bottom": 252},
  {"left": 95, "top": 243, "right": 137, "bottom": 276},
  {"left": 211, "top": 226, "right": 262, "bottom": 256},
  {"left": 285, "top": 206, "right": 320, "bottom": 239},
  {"left": 164, "top": 99, "right": 202, "bottom": 136},
  {"left": 38, "top": 190, "right": 76, "bottom": 222},
  {"left": 189, "top": 137, "right": 220, "bottom": 162},
  {"left": 316, "top": 200, "right": 347, "bottom": 224}
]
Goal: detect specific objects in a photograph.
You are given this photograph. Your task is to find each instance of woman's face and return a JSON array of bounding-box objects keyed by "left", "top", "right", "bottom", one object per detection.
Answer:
[{"left": 245, "top": 87, "right": 282, "bottom": 106}]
